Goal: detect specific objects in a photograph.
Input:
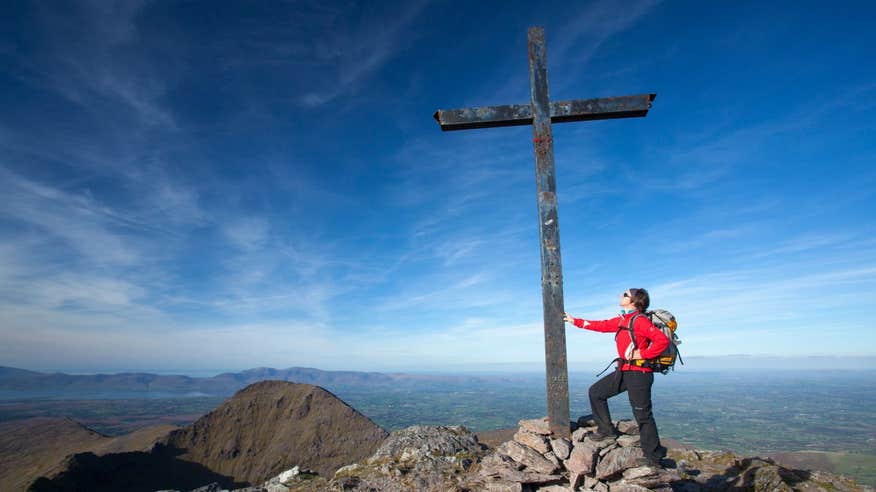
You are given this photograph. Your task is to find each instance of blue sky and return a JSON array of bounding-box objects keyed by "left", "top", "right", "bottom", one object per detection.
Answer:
[{"left": 1, "top": 0, "right": 874, "bottom": 374}]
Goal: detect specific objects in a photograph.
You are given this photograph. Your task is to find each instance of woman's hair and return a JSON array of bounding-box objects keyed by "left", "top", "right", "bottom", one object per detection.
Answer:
[{"left": 629, "top": 288, "right": 650, "bottom": 312}]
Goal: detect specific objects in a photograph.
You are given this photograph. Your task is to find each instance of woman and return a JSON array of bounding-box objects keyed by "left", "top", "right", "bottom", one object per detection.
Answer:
[{"left": 564, "top": 288, "right": 669, "bottom": 467}]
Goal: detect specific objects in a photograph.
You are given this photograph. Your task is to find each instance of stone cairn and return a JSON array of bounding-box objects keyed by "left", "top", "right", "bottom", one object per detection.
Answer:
[{"left": 474, "top": 416, "right": 680, "bottom": 492}]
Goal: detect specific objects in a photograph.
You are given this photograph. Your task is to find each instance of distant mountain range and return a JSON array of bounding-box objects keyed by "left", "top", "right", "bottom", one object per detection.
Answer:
[{"left": 0, "top": 366, "right": 526, "bottom": 398}]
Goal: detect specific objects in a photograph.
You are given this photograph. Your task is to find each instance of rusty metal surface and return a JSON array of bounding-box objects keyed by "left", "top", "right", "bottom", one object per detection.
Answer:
[
  {"left": 527, "top": 26, "right": 570, "bottom": 440},
  {"left": 433, "top": 94, "right": 655, "bottom": 131}
]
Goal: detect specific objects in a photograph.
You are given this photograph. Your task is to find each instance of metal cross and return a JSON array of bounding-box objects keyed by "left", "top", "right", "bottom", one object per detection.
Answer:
[{"left": 433, "top": 27, "right": 655, "bottom": 439}]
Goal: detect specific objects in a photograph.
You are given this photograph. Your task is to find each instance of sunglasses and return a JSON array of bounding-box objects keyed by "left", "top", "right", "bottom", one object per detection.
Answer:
[{"left": 623, "top": 292, "right": 630, "bottom": 298}]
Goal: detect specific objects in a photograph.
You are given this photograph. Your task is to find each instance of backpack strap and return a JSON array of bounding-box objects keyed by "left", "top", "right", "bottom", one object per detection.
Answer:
[
  {"left": 626, "top": 313, "right": 642, "bottom": 351},
  {"left": 603, "top": 314, "right": 644, "bottom": 375},
  {"left": 595, "top": 358, "right": 622, "bottom": 377}
]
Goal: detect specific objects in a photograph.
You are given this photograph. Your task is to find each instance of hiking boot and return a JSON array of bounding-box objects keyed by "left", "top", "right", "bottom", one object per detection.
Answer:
[
  {"left": 589, "top": 429, "right": 619, "bottom": 442},
  {"left": 655, "top": 445, "right": 668, "bottom": 459}
]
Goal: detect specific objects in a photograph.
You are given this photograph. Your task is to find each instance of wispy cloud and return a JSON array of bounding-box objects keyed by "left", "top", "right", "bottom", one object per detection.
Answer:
[
  {"left": 26, "top": 1, "right": 175, "bottom": 128},
  {"left": 553, "top": 0, "right": 663, "bottom": 66},
  {"left": 0, "top": 167, "right": 141, "bottom": 266},
  {"left": 476, "top": 0, "right": 663, "bottom": 104},
  {"left": 375, "top": 271, "right": 495, "bottom": 312},
  {"left": 640, "top": 83, "right": 876, "bottom": 194},
  {"left": 298, "top": 0, "right": 430, "bottom": 107},
  {"left": 223, "top": 217, "right": 271, "bottom": 252},
  {"left": 752, "top": 233, "right": 856, "bottom": 258}
]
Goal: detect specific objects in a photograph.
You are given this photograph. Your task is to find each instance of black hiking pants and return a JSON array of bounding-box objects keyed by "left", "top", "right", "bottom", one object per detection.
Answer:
[{"left": 589, "top": 369, "right": 663, "bottom": 460}]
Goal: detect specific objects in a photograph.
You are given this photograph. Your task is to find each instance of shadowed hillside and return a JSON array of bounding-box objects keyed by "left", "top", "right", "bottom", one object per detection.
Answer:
[
  {"left": 9, "top": 381, "right": 387, "bottom": 491},
  {"left": 158, "top": 381, "right": 388, "bottom": 483},
  {"left": 0, "top": 417, "right": 173, "bottom": 491}
]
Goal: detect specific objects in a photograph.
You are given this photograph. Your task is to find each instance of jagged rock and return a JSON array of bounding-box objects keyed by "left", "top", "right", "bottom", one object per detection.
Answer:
[
  {"left": 617, "top": 420, "right": 638, "bottom": 435},
  {"left": 479, "top": 453, "right": 563, "bottom": 484},
  {"left": 727, "top": 460, "right": 794, "bottom": 491},
  {"left": 613, "top": 479, "right": 675, "bottom": 492},
  {"left": 370, "top": 425, "right": 482, "bottom": 463},
  {"left": 257, "top": 464, "right": 318, "bottom": 492},
  {"left": 563, "top": 441, "right": 599, "bottom": 476},
  {"left": 616, "top": 434, "right": 640, "bottom": 447},
  {"left": 514, "top": 429, "right": 550, "bottom": 454},
  {"left": 564, "top": 440, "right": 600, "bottom": 489},
  {"left": 277, "top": 466, "right": 300, "bottom": 483},
  {"left": 621, "top": 469, "right": 681, "bottom": 490},
  {"left": 584, "top": 478, "right": 609, "bottom": 492},
  {"left": 598, "top": 442, "right": 618, "bottom": 456},
  {"left": 549, "top": 437, "right": 571, "bottom": 460},
  {"left": 535, "top": 485, "right": 572, "bottom": 491},
  {"left": 570, "top": 427, "right": 588, "bottom": 442},
  {"left": 332, "top": 476, "right": 359, "bottom": 490},
  {"left": 609, "top": 482, "right": 652, "bottom": 492},
  {"left": 333, "top": 425, "right": 487, "bottom": 492},
  {"left": 477, "top": 453, "right": 519, "bottom": 478},
  {"left": 581, "top": 434, "right": 616, "bottom": 450},
  {"left": 280, "top": 466, "right": 316, "bottom": 485},
  {"left": 334, "top": 463, "right": 360, "bottom": 476},
  {"left": 594, "top": 446, "right": 645, "bottom": 480},
  {"left": 583, "top": 475, "right": 601, "bottom": 488},
  {"left": 622, "top": 465, "right": 657, "bottom": 480},
  {"left": 189, "top": 484, "right": 225, "bottom": 492},
  {"left": 497, "top": 441, "right": 560, "bottom": 474},
  {"left": 481, "top": 479, "right": 524, "bottom": 492},
  {"left": 541, "top": 450, "right": 560, "bottom": 467},
  {"left": 518, "top": 417, "right": 552, "bottom": 435}
]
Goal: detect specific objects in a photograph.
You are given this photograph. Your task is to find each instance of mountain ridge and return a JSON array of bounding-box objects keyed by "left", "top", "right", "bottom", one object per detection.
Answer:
[{"left": 0, "top": 365, "right": 521, "bottom": 398}]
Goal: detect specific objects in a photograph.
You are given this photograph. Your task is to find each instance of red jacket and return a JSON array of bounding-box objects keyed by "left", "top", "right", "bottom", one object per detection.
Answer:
[{"left": 571, "top": 311, "right": 670, "bottom": 373}]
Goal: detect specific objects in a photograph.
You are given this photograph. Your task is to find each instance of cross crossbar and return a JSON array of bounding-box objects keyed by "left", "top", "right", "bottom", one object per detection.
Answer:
[{"left": 434, "top": 93, "right": 655, "bottom": 131}]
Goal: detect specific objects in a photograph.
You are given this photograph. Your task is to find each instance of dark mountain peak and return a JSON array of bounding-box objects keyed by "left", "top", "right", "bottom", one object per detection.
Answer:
[
  {"left": 160, "top": 380, "right": 388, "bottom": 485},
  {"left": 224, "top": 380, "right": 347, "bottom": 417}
]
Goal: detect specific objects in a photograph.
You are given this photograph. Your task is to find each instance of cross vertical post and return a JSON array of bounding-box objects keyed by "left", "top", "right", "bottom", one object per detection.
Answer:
[
  {"left": 433, "top": 27, "right": 655, "bottom": 439},
  {"left": 527, "top": 27, "right": 569, "bottom": 438}
]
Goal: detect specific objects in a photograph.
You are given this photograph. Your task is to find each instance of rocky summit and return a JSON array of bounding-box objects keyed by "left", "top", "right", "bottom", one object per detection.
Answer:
[
  {"left": 14, "top": 384, "right": 875, "bottom": 492},
  {"left": 169, "top": 417, "right": 872, "bottom": 492}
]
